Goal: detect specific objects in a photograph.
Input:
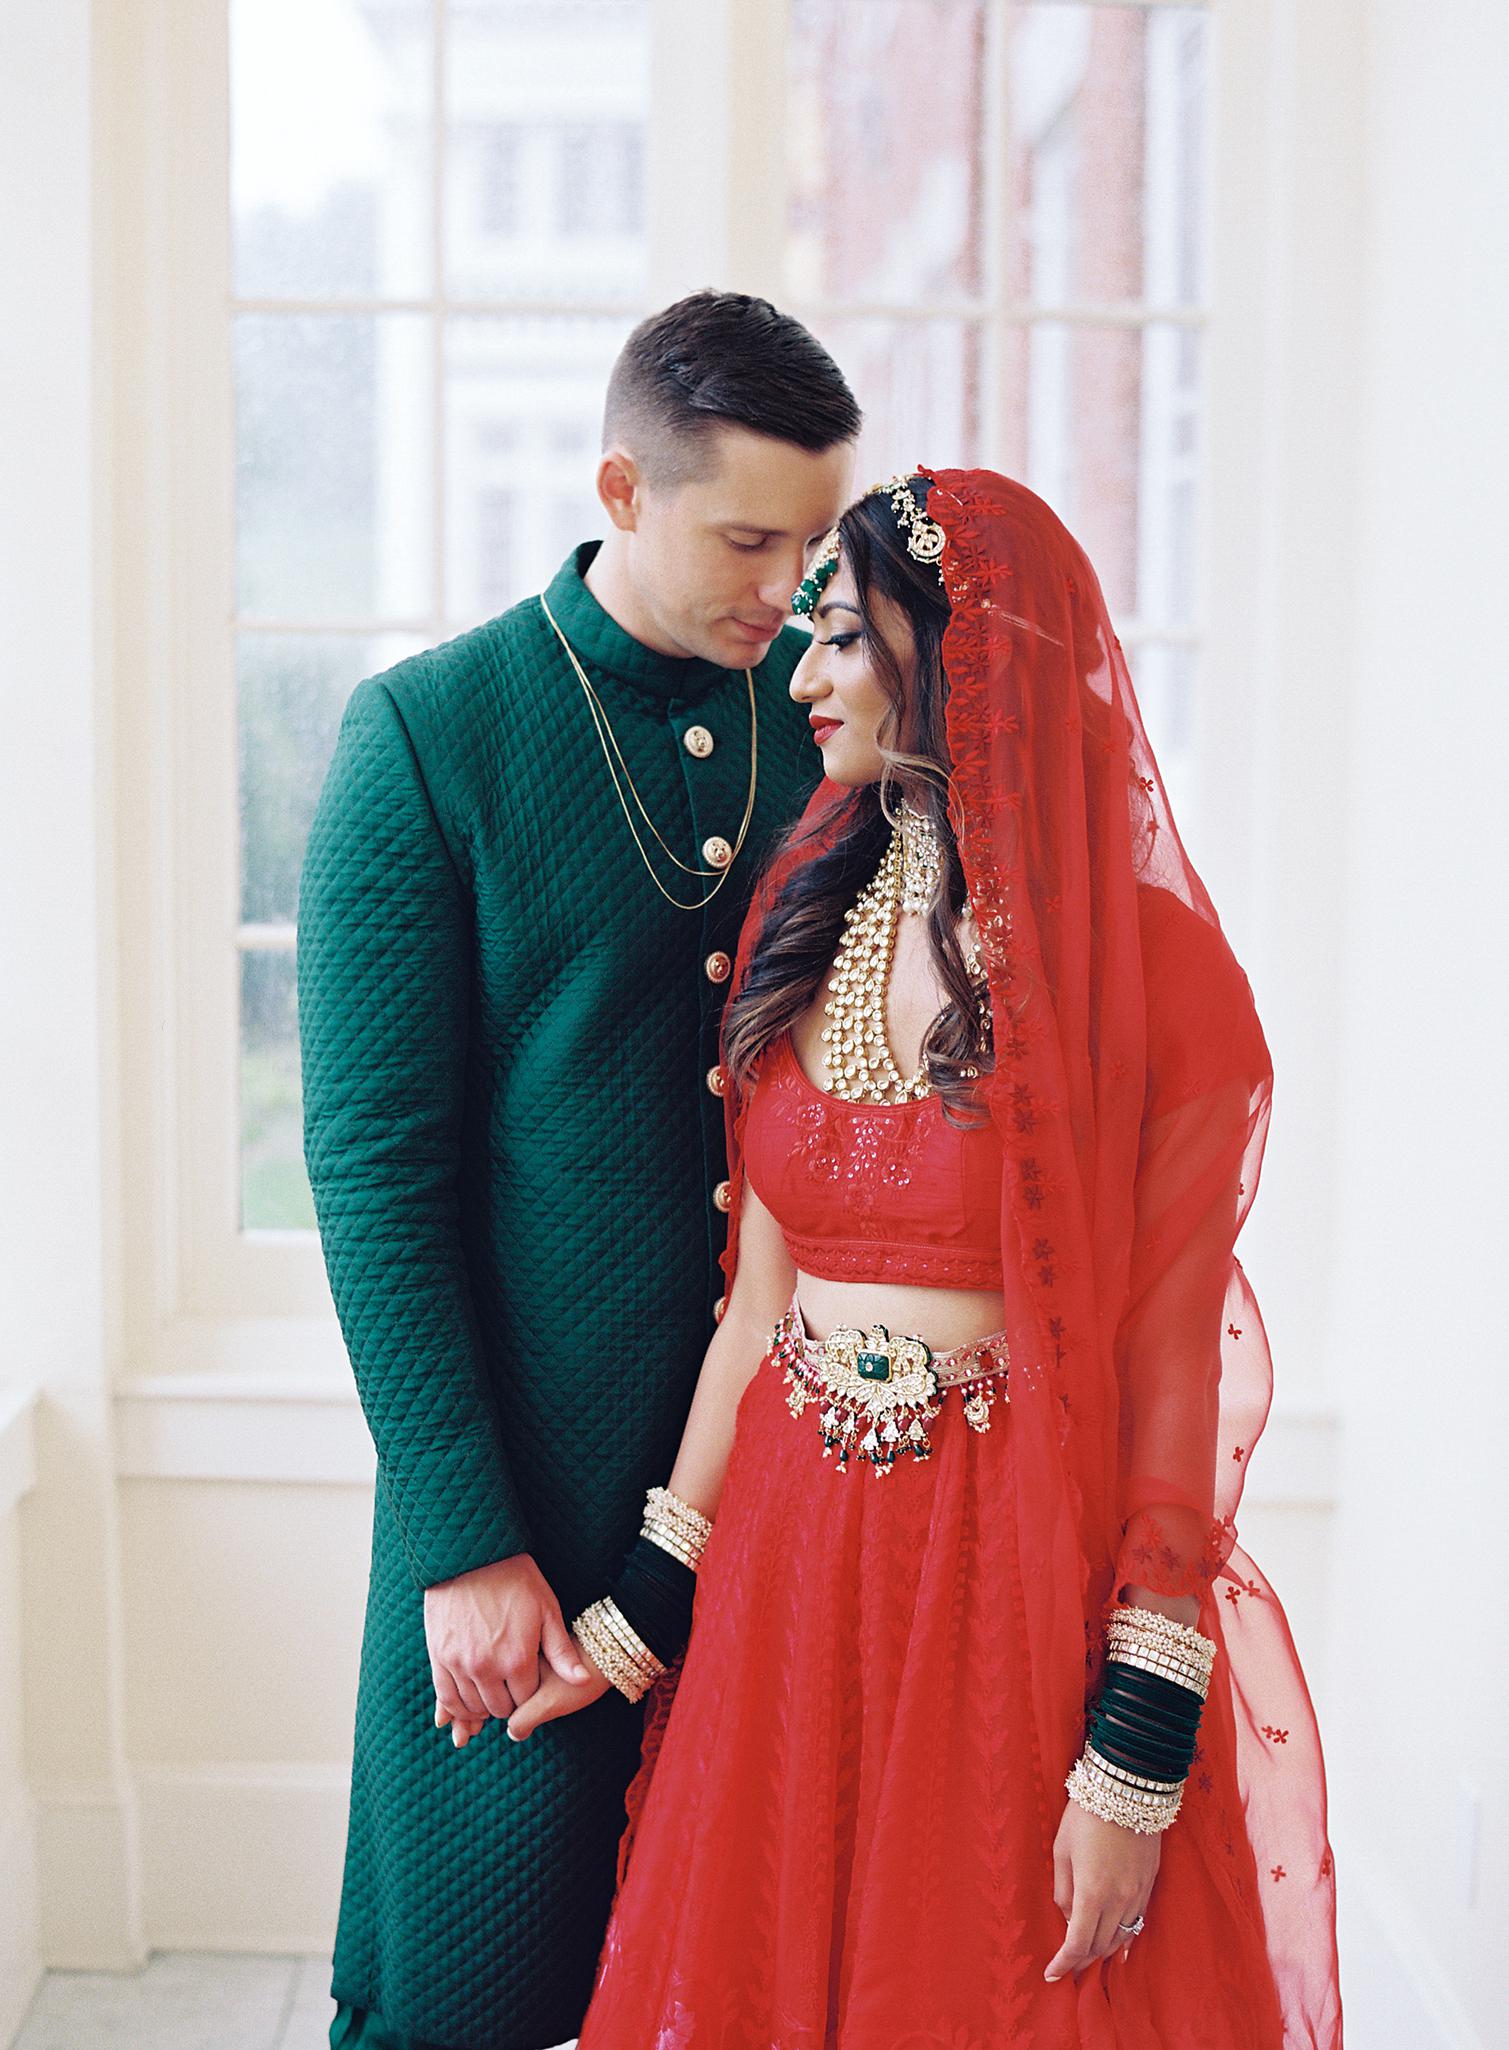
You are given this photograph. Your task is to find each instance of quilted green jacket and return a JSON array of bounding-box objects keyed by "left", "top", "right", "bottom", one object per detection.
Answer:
[{"left": 297, "top": 542, "right": 820, "bottom": 2049}]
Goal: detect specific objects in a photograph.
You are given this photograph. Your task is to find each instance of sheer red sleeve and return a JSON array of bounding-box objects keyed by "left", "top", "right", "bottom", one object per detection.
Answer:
[{"left": 1113, "top": 887, "right": 1274, "bottom": 1601}]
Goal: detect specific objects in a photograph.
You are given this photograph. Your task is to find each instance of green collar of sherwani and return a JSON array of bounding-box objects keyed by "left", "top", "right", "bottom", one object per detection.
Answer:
[{"left": 543, "top": 540, "right": 743, "bottom": 706}]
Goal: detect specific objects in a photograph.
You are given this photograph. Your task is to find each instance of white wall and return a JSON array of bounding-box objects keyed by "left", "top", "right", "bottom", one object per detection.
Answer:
[
  {"left": 1321, "top": 4, "right": 1509, "bottom": 2048},
  {"left": 0, "top": 1398, "right": 40, "bottom": 2048},
  {"left": 0, "top": 0, "right": 140, "bottom": 2022}
]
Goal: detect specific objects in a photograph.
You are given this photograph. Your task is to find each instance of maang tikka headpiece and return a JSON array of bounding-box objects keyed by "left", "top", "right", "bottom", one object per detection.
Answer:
[{"left": 791, "top": 471, "right": 947, "bottom": 619}]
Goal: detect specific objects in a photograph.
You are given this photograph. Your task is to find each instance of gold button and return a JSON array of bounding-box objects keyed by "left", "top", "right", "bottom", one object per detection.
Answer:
[
  {"left": 701, "top": 834, "right": 733, "bottom": 869},
  {"left": 712, "top": 1179, "right": 732, "bottom": 1212},
  {"left": 706, "top": 1063, "right": 727, "bottom": 1097},
  {"left": 704, "top": 950, "right": 732, "bottom": 983},
  {"left": 713, "top": 1294, "right": 727, "bottom": 1323},
  {"left": 683, "top": 725, "right": 715, "bottom": 759}
]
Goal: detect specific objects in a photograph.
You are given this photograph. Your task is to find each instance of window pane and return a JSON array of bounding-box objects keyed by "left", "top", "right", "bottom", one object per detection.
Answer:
[
  {"left": 444, "top": 0, "right": 650, "bottom": 302},
  {"left": 787, "top": 0, "right": 986, "bottom": 306},
  {"left": 1128, "top": 640, "right": 1196, "bottom": 770},
  {"left": 809, "top": 318, "right": 984, "bottom": 481},
  {"left": 234, "top": 313, "right": 433, "bottom": 621},
  {"left": 443, "top": 314, "right": 633, "bottom": 624},
  {"left": 1006, "top": 3, "right": 1208, "bottom": 307},
  {"left": 241, "top": 949, "right": 314, "bottom": 1231},
  {"left": 231, "top": 0, "right": 433, "bottom": 300},
  {"left": 238, "top": 633, "right": 427, "bottom": 926},
  {"left": 993, "top": 320, "right": 1201, "bottom": 627}
]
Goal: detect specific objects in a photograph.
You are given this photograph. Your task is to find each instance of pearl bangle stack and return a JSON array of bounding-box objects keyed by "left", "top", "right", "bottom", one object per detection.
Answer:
[
  {"left": 641, "top": 1485, "right": 714, "bottom": 1571},
  {"left": 1064, "top": 1602, "right": 1218, "bottom": 1836},
  {"left": 1104, "top": 1605, "right": 1215, "bottom": 1698},
  {"left": 573, "top": 1596, "right": 666, "bottom": 1704},
  {"left": 573, "top": 1486, "right": 716, "bottom": 1703}
]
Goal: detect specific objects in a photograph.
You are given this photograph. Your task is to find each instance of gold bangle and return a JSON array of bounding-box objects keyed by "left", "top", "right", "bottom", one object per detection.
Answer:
[
  {"left": 1066, "top": 1753, "right": 1184, "bottom": 1834},
  {"left": 1075, "top": 1742, "right": 1188, "bottom": 1795},
  {"left": 1105, "top": 1603, "right": 1216, "bottom": 1672},
  {"left": 1105, "top": 1635, "right": 1214, "bottom": 1685},
  {"left": 643, "top": 1522, "right": 703, "bottom": 1571},
  {"left": 573, "top": 1598, "right": 662, "bottom": 1703},
  {"left": 575, "top": 1626, "right": 641, "bottom": 1702},
  {"left": 641, "top": 1485, "right": 714, "bottom": 1570},
  {"left": 1104, "top": 1645, "right": 1212, "bottom": 1700},
  {"left": 644, "top": 1485, "right": 714, "bottom": 1547},
  {"left": 596, "top": 1597, "right": 666, "bottom": 1684},
  {"left": 571, "top": 1603, "right": 637, "bottom": 1697},
  {"left": 1105, "top": 1613, "right": 1214, "bottom": 1668},
  {"left": 1082, "top": 1746, "right": 1185, "bottom": 1793}
]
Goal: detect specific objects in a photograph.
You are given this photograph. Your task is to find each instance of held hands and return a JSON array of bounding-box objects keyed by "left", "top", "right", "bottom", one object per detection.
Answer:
[
  {"left": 424, "top": 1553, "right": 607, "bottom": 1749},
  {"left": 503, "top": 1632, "right": 611, "bottom": 1740},
  {"left": 1043, "top": 1796, "right": 1160, "bottom": 1982}
]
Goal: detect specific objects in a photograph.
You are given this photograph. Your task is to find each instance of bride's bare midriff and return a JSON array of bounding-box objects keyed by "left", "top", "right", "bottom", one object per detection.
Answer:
[
  {"left": 793, "top": 1273, "right": 1009, "bottom": 1354},
  {"left": 786, "top": 904, "right": 1004, "bottom": 1355}
]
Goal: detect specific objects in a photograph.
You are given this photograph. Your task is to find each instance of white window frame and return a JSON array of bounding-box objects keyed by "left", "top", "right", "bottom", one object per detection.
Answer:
[{"left": 111, "top": 0, "right": 1278, "bottom": 1373}]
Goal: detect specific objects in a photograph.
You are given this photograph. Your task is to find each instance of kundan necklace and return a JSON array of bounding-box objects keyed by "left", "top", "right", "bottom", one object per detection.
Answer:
[{"left": 820, "top": 804, "right": 988, "bottom": 1105}]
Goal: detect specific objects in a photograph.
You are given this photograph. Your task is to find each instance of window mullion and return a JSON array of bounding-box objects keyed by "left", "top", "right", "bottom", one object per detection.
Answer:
[
  {"left": 979, "top": 0, "right": 1011, "bottom": 463},
  {"left": 645, "top": 0, "right": 733, "bottom": 296},
  {"left": 646, "top": 0, "right": 790, "bottom": 299},
  {"left": 723, "top": 0, "right": 790, "bottom": 295},
  {"left": 432, "top": 0, "right": 448, "bottom": 637}
]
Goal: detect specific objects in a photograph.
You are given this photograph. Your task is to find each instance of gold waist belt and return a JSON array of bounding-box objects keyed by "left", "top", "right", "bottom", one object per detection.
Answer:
[{"left": 770, "top": 1298, "right": 1010, "bottom": 1476}]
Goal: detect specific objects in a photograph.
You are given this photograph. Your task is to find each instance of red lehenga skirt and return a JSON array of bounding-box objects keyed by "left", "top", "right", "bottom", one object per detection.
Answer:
[{"left": 573, "top": 1305, "right": 1291, "bottom": 2050}]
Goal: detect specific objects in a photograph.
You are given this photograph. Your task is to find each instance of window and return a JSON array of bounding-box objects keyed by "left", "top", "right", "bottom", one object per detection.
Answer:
[
  {"left": 228, "top": 0, "right": 652, "bottom": 1245},
  {"left": 786, "top": 0, "right": 1209, "bottom": 765},
  {"left": 139, "top": 0, "right": 1215, "bottom": 1335}
]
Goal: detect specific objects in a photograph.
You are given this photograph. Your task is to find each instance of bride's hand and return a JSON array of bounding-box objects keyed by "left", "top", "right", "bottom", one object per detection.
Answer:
[
  {"left": 505, "top": 1636, "right": 612, "bottom": 1740},
  {"left": 1043, "top": 1796, "right": 1161, "bottom": 1981},
  {"left": 436, "top": 1635, "right": 613, "bottom": 1746}
]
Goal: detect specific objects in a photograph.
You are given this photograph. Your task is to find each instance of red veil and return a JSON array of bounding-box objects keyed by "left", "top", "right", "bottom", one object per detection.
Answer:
[{"left": 634, "top": 469, "right": 1342, "bottom": 2047}]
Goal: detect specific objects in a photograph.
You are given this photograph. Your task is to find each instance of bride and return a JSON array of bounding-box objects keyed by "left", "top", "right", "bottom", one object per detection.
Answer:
[{"left": 487, "top": 467, "right": 1342, "bottom": 2049}]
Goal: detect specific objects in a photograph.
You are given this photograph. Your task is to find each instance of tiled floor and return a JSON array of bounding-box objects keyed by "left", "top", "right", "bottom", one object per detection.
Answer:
[
  {"left": 11, "top": 1953, "right": 333, "bottom": 2050},
  {"left": 9, "top": 1955, "right": 580, "bottom": 2050}
]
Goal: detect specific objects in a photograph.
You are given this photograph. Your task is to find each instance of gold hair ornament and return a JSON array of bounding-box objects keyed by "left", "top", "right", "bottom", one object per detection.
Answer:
[{"left": 789, "top": 472, "right": 947, "bottom": 619}]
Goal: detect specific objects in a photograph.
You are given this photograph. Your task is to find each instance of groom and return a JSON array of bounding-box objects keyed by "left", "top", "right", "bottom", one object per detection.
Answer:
[{"left": 298, "top": 291, "right": 858, "bottom": 2050}]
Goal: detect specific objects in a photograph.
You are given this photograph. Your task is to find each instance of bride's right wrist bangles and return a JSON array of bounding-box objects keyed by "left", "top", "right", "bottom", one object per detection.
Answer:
[
  {"left": 571, "top": 1485, "right": 714, "bottom": 1703},
  {"left": 1064, "top": 1603, "right": 1217, "bottom": 1834}
]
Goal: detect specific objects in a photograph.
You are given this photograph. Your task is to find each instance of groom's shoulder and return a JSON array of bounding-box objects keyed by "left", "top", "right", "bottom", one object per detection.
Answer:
[{"left": 362, "top": 596, "right": 555, "bottom": 741}]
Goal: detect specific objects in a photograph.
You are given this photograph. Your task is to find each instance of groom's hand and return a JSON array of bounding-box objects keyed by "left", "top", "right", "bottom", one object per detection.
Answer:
[{"left": 424, "top": 1553, "right": 590, "bottom": 1745}]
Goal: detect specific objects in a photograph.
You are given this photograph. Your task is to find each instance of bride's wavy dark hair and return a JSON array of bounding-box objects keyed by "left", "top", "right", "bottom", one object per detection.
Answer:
[{"left": 722, "top": 479, "right": 994, "bottom": 1123}]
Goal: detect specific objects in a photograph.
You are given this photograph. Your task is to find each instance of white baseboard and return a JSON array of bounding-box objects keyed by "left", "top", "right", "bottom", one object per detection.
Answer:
[
  {"left": 0, "top": 1782, "right": 41, "bottom": 2050},
  {"left": 29, "top": 1778, "right": 144, "bottom": 1970},
  {"left": 130, "top": 1764, "right": 350, "bottom": 1953}
]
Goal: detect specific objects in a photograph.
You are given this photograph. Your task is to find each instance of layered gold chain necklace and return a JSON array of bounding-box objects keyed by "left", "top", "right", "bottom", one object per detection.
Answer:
[
  {"left": 820, "top": 805, "right": 989, "bottom": 1104},
  {"left": 540, "top": 592, "right": 759, "bottom": 912}
]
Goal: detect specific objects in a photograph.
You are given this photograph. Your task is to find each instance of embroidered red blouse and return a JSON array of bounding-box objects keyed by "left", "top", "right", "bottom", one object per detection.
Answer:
[{"left": 740, "top": 1029, "right": 1005, "bottom": 1289}]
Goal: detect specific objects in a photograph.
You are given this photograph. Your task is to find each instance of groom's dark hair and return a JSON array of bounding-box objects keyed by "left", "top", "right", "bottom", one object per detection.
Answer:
[{"left": 603, "top": 289, "right": 861, "bottom": 486}]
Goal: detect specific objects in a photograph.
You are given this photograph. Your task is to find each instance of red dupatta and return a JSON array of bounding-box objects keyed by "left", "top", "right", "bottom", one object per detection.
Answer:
[{"left": 652, "top": 469, "right": 1341, "bottom": 2046}]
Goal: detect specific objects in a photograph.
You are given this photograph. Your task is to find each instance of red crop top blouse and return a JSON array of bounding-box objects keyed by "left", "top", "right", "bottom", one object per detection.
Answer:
[{"left": 740, "top": 1030, "right": 1005, "bottom": 1289}]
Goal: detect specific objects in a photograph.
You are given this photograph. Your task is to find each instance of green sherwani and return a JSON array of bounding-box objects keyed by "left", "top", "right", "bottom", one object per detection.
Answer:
[{"left": 297, "top": 543, "right": 820, "bottom": 2050}]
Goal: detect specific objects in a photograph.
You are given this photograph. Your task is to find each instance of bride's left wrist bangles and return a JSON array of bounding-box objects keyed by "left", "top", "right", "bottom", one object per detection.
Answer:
[
  {"left": 572, "top": 1485, "right": 714, "bottom": 1703},
  {"left": 1064, "top": 1602, "right": 1217, "bottom": 1834}
]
